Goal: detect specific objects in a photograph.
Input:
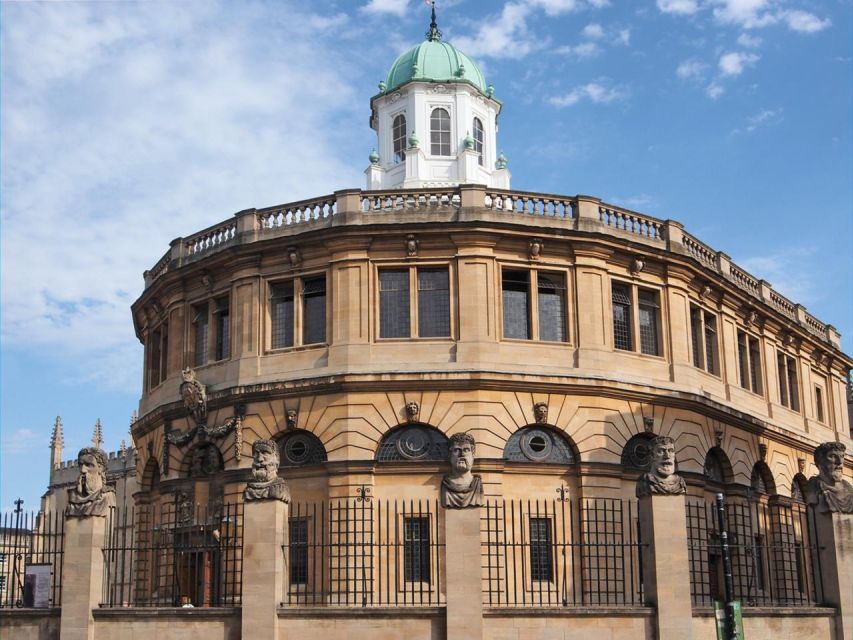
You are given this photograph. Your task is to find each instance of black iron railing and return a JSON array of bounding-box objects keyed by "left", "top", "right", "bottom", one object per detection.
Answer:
[
  {"left": 0, "top": 508, "right": 64, "bottom": 608},
  {"left": 686, "top": 498, "right": 818, "bottom": 607},
  {"left": 282, "top": 495, "right": 445, "bottom": 607},
  {"left": 482, "top": 496, "right": 644, "bottom": 607},
  {"left": 101, "top": 500, "right": 243, "bottom": 607}
]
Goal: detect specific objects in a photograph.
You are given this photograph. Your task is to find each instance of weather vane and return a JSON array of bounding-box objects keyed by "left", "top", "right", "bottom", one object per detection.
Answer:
[{"left": 425, "top": 1, "right": 442, "bottom": 42}]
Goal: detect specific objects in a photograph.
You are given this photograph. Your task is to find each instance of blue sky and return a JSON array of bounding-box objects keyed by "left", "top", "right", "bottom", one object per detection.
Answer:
[{"left": 1, "top": 0, "right": 850, "bottom": 511}]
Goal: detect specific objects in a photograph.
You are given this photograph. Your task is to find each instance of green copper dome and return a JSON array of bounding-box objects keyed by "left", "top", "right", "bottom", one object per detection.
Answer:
[{"left": 384, "top": 40, "right": 487, "bottom": 94}]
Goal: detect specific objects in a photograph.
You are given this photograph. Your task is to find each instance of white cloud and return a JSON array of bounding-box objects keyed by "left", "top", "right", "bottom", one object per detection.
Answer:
[
  {"left": 744, "top": 108, "right": 783, "bottom": 131},
  {"left": 548, "top": 81, "right": 627, "bottom": 107},
  {"left": 361, "top": 0, "right": 409, "bottom": 17},
  {"left": 453, "top": 3, "right": 538, "bottom": 59},
  {"left": 712, "top": 0, "right": 777, "bottom": 28},
  {"left": 738, "top": 250, "right": 817, "bottom": 304},
  {"left": 736, "top": 33, "right": 762, "bottom": 47},
  {"left": 556, "top": 42, "right": 602, "bottom": 57},
  {"left": 616, "top": 28, "right": 631, "bottom": 45},
  {"left": 582, "top": 23, "right": 605, "bottom": 38},
  {"left": 782, "top": 10, "right": 830, "bottom": 33},
  {"left": 0, "top": 428, "right": 41, "bottom": 455},
  {"left": 718, "top": 51, "right": 759, "bottom": 76},
  {"left": 657, "top": 0, "right": 701, "bottom": 15},
  {"left": 676, "top": 59, "right": 707, "bottom": 79},
  {"left": 706, "top": 82, "right": 725, "bottom": 99}
]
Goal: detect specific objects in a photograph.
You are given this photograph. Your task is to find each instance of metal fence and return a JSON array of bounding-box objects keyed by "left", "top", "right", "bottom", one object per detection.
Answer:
[
  {"left": 686, "top": 498, "right": 818, "bottom": 607},
  {"left": 101, "top": 500, "right": 243, "bottom": 607},
  {"left": 482, "top": 496, "right": 644, "bottom": 607},
  {"left": 0, "top": 509, "right": 64, "bottom": 608},
  {"left": 282, "top": 495, "right": 445, "bottom": 607}
]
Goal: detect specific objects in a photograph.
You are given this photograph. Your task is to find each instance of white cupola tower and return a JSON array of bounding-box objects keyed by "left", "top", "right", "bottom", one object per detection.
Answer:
[{"left": 366, "top": 6, "right": 510, "bottom": 190}]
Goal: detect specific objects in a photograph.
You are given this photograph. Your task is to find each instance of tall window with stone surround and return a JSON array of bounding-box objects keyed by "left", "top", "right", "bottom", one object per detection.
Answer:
[
  {"left": 473, "top": 117, "right": 484, "bottom": 166},
  {"left": 777, "top": 352, "right": 799, "bottom": 411},
  {"left": 503, "top": 268, "right": 567, "bottom": 342},
  {"left": 379, "top": 267, "right": 450, "bottom": 339},
  {"left": 690, "top": 305, "right": 719, "bottom": 375},
  {"left": 270, "top": 281, "right": 295, "bottom": 349},
  {"left": 392, "top": 114, "right": 407, "bottom": 164},
  {"left": 529, "top": 517, "right": 554, "bottom": 581},
  {"left": 737, "top": 330, "right": 762, "bottom": 394},
  {"left": 611, "top": 281, "right": 661, "bottom": 356},
  {"left": 214, "top": 298, "right": 230, "bottom": 361},
  {"left": 430, "top": 108, "right": 451, "bottom": 156},
  {"left": 193, "top": 304, "right": 209, "bottom": 366},
  {"left": 269, "top": 275, "right": 327, "bottom": 350},
  {"left": 403, "top": 517, "right": 431, "bottom": 582}
]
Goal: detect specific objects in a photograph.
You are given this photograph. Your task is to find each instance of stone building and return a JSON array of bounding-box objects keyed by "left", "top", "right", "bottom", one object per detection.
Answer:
[{"left": 2, "top": 10, "right": 851, "bottom": 640}]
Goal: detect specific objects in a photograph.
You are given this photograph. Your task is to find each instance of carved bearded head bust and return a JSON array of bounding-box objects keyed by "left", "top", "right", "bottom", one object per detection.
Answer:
[
  {"left": 251, "top": 439, "right": 279, "bottom": 484},
  {"left": 448, "top": 432, "right": 475, "bottom": 480},
  {"left": 815, "top": 442, "right": 846, "bottom": 485},
  {"left": 636, "top": 436, "right": 686, "bottom": 498},
  {"left": 66, "top": 446, "right": 115, "bottom": 518}
]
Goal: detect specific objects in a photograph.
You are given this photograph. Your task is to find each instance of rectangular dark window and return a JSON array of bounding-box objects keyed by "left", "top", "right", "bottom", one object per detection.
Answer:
[
  {"left": 538, "top": 273, "right": 566, "bottom": 342},
  {"left": 417, "top": 268, "right": 450, "bottom": 337},
  {"left": 529, "top": 517, "right": 553, "bottom": 582},
  {"left": 502, "top": 269, "right": 530, "bottom": 340},
  {"left": 380, "top": 270, "right": 411, "bottom": 338},
  {"left": 815, "top": 384, "right": 825, "bottom": 423},
  {"left": 777, "top": 352, "right": 800, "bottom": 411},
  {"left": 638, "top": 289, "right": 660, "bottom": 355},
  {"left": 289, "top": 518, "right": 308, "bottom": 585},
  {"left": 691, "top": 305, "right": 718, "bottom": 375},
  {"left": 302, "top": 276, "right": 327, "bottom": 345},
  {"left": 612, "top": 284, "right": 632, "bottom": 351},
  {"left": 215, "top": 299, "right": 230, "bottom": 361},
  {"left": 193, "top": 306, "right": 209, "bottom": 366},
  {"left": 403, "top": 517, "right": 431, "bottom": 582},
  {"left": 271, "top": 282, "right": 294, "bottom": 349},
  {"left": 737, "top": 331, "right": 762, "bottom": 394},
  {"left": 149, "top": 328, "right": 163, "bottom": 389}
]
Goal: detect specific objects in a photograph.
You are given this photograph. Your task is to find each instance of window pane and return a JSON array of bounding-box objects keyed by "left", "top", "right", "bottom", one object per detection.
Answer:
[
  {"left": 737, "top": 331, "right": 749, "bottom": 390},
  {"left": 815, "top": 385, "right": 824, "bottom": 422},
  {"left": 418, "top": 268, "right": 450, "bottom": 337},
  {"left": 215, "top": 299, "right": 229, "bottom": 360},
  {"left": 612, "top": 284, "right": 632, "bottom": 351},
  {"left": 404, "top": 517, "right": 430, "bottom": 582},
  {"left": 502, "top": 270, "right": 529, "bottom": 340},
  {"left": 704, "top": 312, "right": 718, "bottom": 374},
  {"left": 748, "top": 336, "right": 762, "bottom": 394},
  {"left": 529, "top": 517, "right": 553, "bottom": 581},
  {"left": 787, "top": 357, "right": 799, "bottom": 411},
  {"left": 289, "top": 518, "right": 308, "bottom": 585},
  {"left": 538, "top": 273, "right": 566, "bottom": 342},
  {"left": 302, "top": 276, "right": 327, "bottom": 345},
  {"left": 638, "top": 289, "right": 660, "bottom": 355},
  {"left": 393, "top": 114, "right": 407, "bottom": 164},
  {"left": 271, "top": 282, "right": 294, "bottom": 349},
  {"left": 194, "top": 308, "right": 209, "bottom": 366},
  {"left": 690, "top": 306, "right": 703, "bottom": 370},
  {"left": 777, "top": 353, "right": 789, "bottom": 407},
  {"left": 473, "top": 117, "right": 484, "bottom": 166},
  {"left": 430, "top": 108, "right": 451, "bottom": 156},
  {"left": 380, "top": 270, "right": 410, "bottom": 338}
]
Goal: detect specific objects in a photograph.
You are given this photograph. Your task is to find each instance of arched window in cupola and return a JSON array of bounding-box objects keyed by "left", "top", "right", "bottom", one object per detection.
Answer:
[
  {"left": 473, "top": 117, "right": 484, "bottom": 166},
  {"left": 430, "top": 108, "right": 451, "bottom": 156},
  {"left": 392, "top": 114, "right": 407, "bottom": 164}
]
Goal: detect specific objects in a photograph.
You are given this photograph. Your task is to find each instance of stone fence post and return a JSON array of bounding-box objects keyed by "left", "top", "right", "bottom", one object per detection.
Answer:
[
  {"left": 58, "top": 514, "right": 107, "bottom": 640},
  {"left": 638, "top": 494, "right": 694, "bottom": 640},
  {"left": 813, "top": 509, "right": 853, "bottom": 640}
]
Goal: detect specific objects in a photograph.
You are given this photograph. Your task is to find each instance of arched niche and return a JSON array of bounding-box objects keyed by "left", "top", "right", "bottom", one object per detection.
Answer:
[
  {"left": 703, "top": 447, "right": 734, "bottom": 485},
  {"left": 504, "top": 425, "right": 576, "bottom": 464},
  {"left": 140, "top": 456, "right": 161, "bottom": 492},
  {"left": 750, "top": 461, "right": 776, "bottom": 496},
  {"left": 621, "top": 432, "right": 657, "bottom": 470},
  {"left": 790, "top": 473, "right": 808, "bottom": 503},
  {"left": 276, "top": 430, "right": 328, "bottom": 467},
  {"left": 376, "top": 423, "right": 448, "bottom": 462},
  {"left": 182, "top": 442, "right": 224, "bottom": 478}
]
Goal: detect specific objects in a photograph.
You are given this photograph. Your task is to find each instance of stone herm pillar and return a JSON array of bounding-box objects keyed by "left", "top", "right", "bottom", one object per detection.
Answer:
[
  {"left": 241, "top": 499, "right": 288, "bottom": 640},
  {"left": 58, "top": 515, "right": 107, "bottom": 640},
  {"left": 813, "top": 511, "right": 853, "bottom": 640},
  {"left": 445, "top": 507, "right": 483, "bottom": 640},
  {"left": 638, "top": 494, "right": 694, "bottom": 640}
]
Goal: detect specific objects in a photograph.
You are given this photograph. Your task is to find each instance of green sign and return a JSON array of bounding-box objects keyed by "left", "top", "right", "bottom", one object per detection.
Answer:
[{"left": 714, "top": 600, "right": 744, "bottom": 640}]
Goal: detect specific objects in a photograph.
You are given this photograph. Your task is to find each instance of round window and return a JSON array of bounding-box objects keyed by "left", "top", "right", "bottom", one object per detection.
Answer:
[
  {"left": 520, "top": 429, "right": 553, "bottom": 462},
  {"left": 284, "top": 435, "right": 311, "bottom": 465},
  {"left": 396, "top": 427, "right": 431, "bottom": 460}
]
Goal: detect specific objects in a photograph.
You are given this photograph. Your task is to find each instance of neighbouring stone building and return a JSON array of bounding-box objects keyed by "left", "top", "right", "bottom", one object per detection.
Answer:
[{"left": 2, "top": 9, "right": 851, "bottom": 640}]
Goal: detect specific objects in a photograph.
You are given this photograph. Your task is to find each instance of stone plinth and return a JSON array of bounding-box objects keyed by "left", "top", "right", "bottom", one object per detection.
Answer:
[
  {"left": 638, "top": 494, "right": 693, "bottom": 640},
  {"left": 445, "top": 507, "right": 483, "bottom": 640},
  {"left": 59, "top": 515, "right": 107, "bottom": 640},
  {"left": 241, "top": 499, "right": 288, "bottom": 640},
  {"left": 814, "top": 511, "right": 852, "bottom": 640}
]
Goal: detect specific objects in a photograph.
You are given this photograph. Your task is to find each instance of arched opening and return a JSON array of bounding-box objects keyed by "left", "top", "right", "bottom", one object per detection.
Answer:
[
  {"left": 392, "top": 113, "right": 407, "bottom": 164},
  {"left": 621, "top": 432, "right": 657, "bottom": 471},
  {"left": 277, "top": 430, "right": 328, "bottom": 467},
  {"left": 504, "top": 425, "right": 576, "bottom": 464},
  {"left": 376, "top": 423, "right": 448, "bottom": 462},
  {"left": 751, "top": 461, "right": 776, "bottom": 496},
  {"left": 430, "top": 108, "right": 451, "bottom": 156},
  {"left": 703, "top": 446, "right": 734, "bottom": 486},
  {"left": 472, "top": 117, "right": 484, "bottom": 166}
]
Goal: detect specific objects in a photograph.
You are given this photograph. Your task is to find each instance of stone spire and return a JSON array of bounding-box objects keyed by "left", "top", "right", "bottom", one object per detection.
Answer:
[
  {"left": 49, "top": 416, "right": 64, "bottom": 472},
  {"left": 119, "top": 439, "right": 127, "bottom": 459},
  {"left": 92, "top": 418, "right": 104, "bottom": 449},
  {"left": 425, "top": 1, "right": 441, "bottom": 42}
]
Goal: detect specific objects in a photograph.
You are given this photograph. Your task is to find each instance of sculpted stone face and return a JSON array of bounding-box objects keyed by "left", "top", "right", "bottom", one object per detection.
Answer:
[
  {"left": 818, "top": 447, "right": 845, "bottom": 484},
  {"left": 449, "top": 441, "right": 474, "bottom": 478},
  {"left": 651, "top": 440, "right": 676, "bottom": 479},
  {"left": 78, "top": 453, "right": 105, "bottom": 495},
  {"left": 252, "top": 448, "right": 278, "bottom": 483}
]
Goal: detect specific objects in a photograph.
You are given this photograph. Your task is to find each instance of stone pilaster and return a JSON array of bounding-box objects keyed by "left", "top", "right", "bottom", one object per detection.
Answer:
[
  {"left": 58, "top": 515, "right": 107, "bottom": 640},
  {"left": 638, "top": 494, "right": 694, "bottom": 640},
  {"left": 444, "top": 507, "right": 483, "bottom": 640},
  {"left": 813, "top": 510, "right": 853, "bottom": 640},
  {"left": 241, "top": 499, "right": 288, "bottom": 640}
]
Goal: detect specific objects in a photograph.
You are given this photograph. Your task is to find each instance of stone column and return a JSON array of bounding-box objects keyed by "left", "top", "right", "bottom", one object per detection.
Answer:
[
  {"left": 813, "top": 510, "right": 852, "bottom": 639},
  {"left": 444, "top": 507, "right": 483, "bottom": 640},
  {"left": 638, "top": 494, "right": 694, "bottom": 640},
  {"left": 241, "top": 499, "right": 288, "bottom": 640},
  {"left": 58, "top": 515, "right": 107, "bottom": 640}
]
